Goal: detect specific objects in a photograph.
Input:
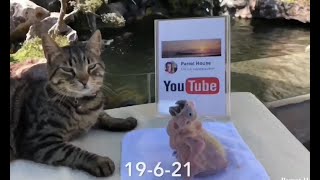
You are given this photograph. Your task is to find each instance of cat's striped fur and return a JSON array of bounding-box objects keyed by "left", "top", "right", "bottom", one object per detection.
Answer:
[{"left": 10, "top": 30, "right": 138, "bottom": 177}]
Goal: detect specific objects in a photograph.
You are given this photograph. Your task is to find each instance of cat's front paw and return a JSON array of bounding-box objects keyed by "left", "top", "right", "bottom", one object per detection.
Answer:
[
  {"left": 124, "top": 117, "right": 138, "bottom": 131},
  {"left": 86, "top": 156, "right": 115, "bottom": 177}
]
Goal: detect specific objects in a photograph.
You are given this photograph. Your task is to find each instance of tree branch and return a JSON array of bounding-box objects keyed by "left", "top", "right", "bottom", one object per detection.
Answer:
[{"left": 48, "top": 0, "right": 68, "bottom": 36}]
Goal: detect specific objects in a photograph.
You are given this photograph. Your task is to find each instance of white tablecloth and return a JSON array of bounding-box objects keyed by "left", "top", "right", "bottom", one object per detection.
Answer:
[{"left": 10, "top": 92, "right": 310, "bottom": 180}]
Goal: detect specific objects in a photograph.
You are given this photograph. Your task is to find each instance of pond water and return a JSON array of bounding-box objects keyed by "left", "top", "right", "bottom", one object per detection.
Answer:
[{"left": 100, "top": 17, "right": 310, "bottom": 109}]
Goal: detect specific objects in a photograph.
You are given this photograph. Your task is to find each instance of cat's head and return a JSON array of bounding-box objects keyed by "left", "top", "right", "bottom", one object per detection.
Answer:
[{"left": 41, "top": 30, "right": 105, "bottom": 98}]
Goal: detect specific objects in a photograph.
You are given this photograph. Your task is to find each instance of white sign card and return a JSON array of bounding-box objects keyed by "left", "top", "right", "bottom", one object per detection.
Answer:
[{"left": 155, "top": 16, "right": 231, "bottom": 120}]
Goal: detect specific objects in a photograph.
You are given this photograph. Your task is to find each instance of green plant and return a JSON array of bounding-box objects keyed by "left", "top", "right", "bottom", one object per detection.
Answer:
[
  {"left": 10, "top": 36, "right": 69, "bottom": 63},
  {"left": 78, "top": 0, "right": 104, "bottom": 13},
  {"left": 101, "top": 13, "right": 126, "bottom": 28},
  {"left": 281, "top": 0, "right": 310, "bottom": 5},
  {"left": 281, "top": 0, "right": 296, "bottom": 3}
]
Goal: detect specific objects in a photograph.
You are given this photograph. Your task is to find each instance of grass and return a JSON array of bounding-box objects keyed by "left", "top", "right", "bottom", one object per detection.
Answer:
[{"left": 10, "top": 36, "right": 70, "bottom": 63}]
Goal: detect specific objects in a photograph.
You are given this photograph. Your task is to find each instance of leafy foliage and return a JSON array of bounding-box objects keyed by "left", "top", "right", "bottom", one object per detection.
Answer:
[
  {"left": 78, "top": 0, "right": 104, "bottom": 13},
  {"left": 10, "top": 36, "right": 69, "bottom": 63},
  {"left": 281, "top": 0, "right": 310, "bottom": 6}
]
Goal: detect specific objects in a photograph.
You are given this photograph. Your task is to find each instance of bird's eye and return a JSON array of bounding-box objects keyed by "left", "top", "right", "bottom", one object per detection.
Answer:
[{"left": 189, "top": 113, "right": 192, "bottom": 116}]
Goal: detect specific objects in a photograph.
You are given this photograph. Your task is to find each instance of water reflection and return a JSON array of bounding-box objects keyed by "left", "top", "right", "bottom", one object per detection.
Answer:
[{"left": 231, "top": 19, "right": 309, "bottom": 62}]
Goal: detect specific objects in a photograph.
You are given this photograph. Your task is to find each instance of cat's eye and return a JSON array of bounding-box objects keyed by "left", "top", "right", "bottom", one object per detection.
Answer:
[
  {"left": 88, "top": 64, "right": 97, "bottom": 73},
  {"left": 60, "top": 67, "right": 75, "bottom": 75}
]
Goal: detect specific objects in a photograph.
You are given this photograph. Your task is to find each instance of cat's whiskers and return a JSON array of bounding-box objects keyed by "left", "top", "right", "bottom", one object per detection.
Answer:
[
  {"left": 101, "top": 85, "right": 117, "bottom": 96},
  {"left": 47, "top": 92, "right": 59, "bottom": 102},
  {"left": 47, "top": 90, "right": 67, "bottom": 106},
  {"left": 59, "top": 95, "right": 67, "bottom": 106},
  {"left": 57, "top": 95, "right": 63, "bottom": 106},
  {"left": 104, "top": 82, "right": 112, "bottom": 87}
]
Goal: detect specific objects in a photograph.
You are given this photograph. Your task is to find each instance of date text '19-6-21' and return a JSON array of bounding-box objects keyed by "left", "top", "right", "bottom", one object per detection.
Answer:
[{"left": 124, "top": 162, "right": 191, "bottom": 177}]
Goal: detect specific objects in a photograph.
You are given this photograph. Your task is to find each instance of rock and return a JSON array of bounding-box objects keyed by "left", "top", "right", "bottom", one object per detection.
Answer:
[
  {"left": 99, "top": 0, "right": 169, "bottom": 24},
  {"left": 235, "top": 4, "right": 253, "bottom": 18},
  {"left": 192, "top": 0, "right": 219, "bottom": 16},
  {"left": 168, "top": 0, "right": 219, "bottom": 16},
  {"left": 220, "top": 0, "right": 256, "bottom": 18},
  {"left": 221, "top": 0, "right": 309, "bottom": 23},
  {"left": 10, "top": 59, "right": 48, "bottom": 81},
  {"left": 103, "top": 1, "right": 131, "bottom": 22},
  {"left": 255, "top": 0, "right": 310, "bottom": 23},
  {"left": 10, "top": 0, "right": 50, "bottom": 42},
  {"left": 71, "top": 0, "right": 167, "bottom": 31},
  {"left": 30, "top": 0, "right": 61, "bottom": 12},
  {"left": 102, "top": 0, "right": 156, "bottom": 23},
  {"left": 283, "top": 0, "right": 310, "bottom": 23},
  {"left": 26, "top": 11, "right": 79, "bottom": 43},
  {"left": 30, "top": 0, "right": 80, "bottom": 13}
]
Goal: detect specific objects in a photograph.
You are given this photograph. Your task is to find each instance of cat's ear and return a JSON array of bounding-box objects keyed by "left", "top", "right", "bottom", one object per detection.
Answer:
[
  {"left": 41, "top": 34, "right": 62, "bottom": 64},
  {"left": 86, "top": 30, "right": 102, "bottom": 56}
]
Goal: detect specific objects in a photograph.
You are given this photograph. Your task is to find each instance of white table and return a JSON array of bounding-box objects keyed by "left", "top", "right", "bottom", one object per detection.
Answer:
[{"left": 10, "top": 92, "right": 310, "bottom": 180}]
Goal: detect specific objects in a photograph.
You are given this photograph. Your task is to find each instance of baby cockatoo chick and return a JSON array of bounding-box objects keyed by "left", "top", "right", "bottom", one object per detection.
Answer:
[{"left": 167, "top": 100, "right": 228, "bottom": 180}]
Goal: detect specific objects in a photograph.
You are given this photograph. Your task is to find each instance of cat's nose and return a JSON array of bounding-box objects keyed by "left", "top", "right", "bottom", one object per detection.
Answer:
[
  {"left": 78, "top": 73, "right": 89, "bottom": 87},
  {"left": 79, "top": 78, "right": 88, "bottom": 88},
  {"left": 80, "top": 81, "right": 87, "bottom": 88}
]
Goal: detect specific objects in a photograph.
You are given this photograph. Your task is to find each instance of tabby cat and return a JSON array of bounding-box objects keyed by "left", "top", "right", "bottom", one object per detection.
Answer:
[{"left": 10, "top": 30, "right": 138, "bottom": 177}]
